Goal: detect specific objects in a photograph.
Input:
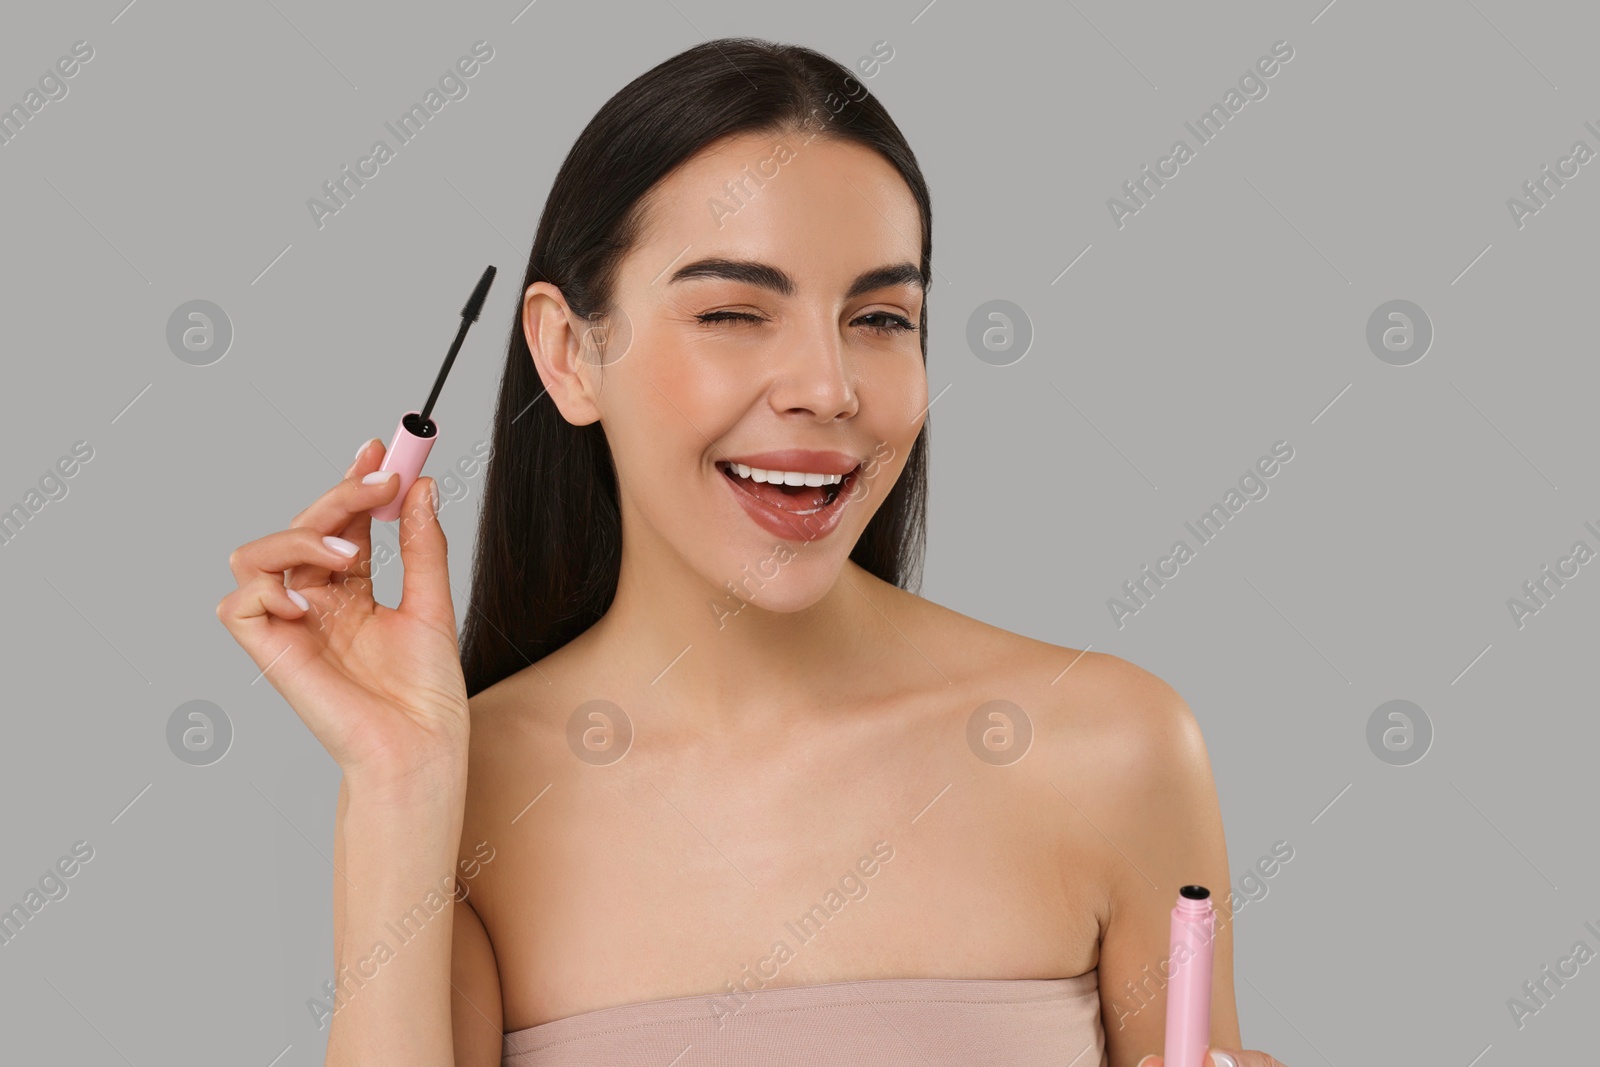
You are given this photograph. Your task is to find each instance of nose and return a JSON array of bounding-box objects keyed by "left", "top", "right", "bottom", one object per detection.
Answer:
[{"left": 768, "top": 317, "right": 859, "bottom": 423}]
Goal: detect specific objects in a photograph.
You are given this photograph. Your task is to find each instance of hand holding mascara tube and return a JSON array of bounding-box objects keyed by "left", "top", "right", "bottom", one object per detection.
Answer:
[
  {"left": 213, "top": 265, "right": 497, "bottom": 782},
  {"left": 370, "top": 264, "right": 498, "bottom": 521}
]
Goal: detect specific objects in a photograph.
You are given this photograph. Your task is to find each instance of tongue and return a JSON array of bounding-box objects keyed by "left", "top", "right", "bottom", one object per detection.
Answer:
[{"left": 732, "top": 470, "right": 829, "bottom": 511}]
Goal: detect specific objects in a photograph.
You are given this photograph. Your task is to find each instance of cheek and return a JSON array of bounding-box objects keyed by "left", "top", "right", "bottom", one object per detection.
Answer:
[
  {"left": 638, "top": 334, "right": 753, "bottom": 441},
  {"left": 865, "top": 357, "right": 929, "bottom": 440},
  {"left": 866, "top": 361, "right": 927, "bottom": 489},
  {"left": 670, "top": 359, "right": 744, "bottom": 420},
  {"left": 601, "top": 341, "right": 728, "bottom": 478}
]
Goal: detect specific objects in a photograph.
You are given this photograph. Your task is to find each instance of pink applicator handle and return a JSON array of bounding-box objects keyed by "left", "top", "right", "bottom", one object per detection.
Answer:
[
  {"left": 369, "top": 410, "right": 437, "bottom": 522},
  {"left": 1164, "top": 885, "right": 1216, "bottom": 1067}
]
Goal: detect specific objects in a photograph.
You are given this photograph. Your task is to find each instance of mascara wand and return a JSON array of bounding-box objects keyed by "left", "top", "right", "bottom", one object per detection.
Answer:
[{"left": 370, "top": 264, "right": 497, "bottom": 521}]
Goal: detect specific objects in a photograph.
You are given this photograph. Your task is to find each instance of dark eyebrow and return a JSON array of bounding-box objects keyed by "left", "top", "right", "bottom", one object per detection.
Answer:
[{"left": 667, "top": 258, "right": 923, "bottom": 301}]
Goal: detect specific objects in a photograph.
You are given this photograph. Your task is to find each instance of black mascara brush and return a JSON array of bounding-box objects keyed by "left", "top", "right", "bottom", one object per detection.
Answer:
[{"left": 370, "top": 264, "right": 497, "bottom": 520}]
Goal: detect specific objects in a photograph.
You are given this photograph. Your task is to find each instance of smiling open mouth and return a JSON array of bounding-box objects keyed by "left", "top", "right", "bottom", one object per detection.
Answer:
[{"left": 715, "top": 460, "right": 859, "bottom": 515}]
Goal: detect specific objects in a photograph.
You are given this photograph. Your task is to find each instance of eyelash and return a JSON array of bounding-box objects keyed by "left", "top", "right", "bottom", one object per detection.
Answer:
[{"left": 695, "top": 310, "right": 918, "bottom": 336}]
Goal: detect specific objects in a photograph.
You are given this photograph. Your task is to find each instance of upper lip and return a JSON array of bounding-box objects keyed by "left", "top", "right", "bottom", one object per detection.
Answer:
[{"left": 717, "top": 449, "right": 862, "bottom": 475}]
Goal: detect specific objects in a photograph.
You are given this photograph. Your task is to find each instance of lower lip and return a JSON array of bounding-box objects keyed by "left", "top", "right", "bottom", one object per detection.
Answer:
[{"left": 719, "top": 464, "right": 860, "bottom": 542}]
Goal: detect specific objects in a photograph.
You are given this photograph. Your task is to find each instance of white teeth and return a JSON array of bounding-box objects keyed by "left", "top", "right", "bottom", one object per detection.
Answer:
[{"left": 728, "top": 463, "right": 844, "bottom": 485}]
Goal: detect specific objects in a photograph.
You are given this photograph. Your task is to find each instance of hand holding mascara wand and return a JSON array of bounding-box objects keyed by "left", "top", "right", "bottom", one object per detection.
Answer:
[
  {"left": 370, "top": 265, "right": 497, "bottom": 521},
  {"left": 215, "top": 263, "right": 498, "bottom": 798}
]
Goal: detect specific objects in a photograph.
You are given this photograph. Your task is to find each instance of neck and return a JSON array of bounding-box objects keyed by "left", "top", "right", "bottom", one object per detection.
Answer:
[{"left": 586, "top": 537, "right": 896, "bottom": 734}]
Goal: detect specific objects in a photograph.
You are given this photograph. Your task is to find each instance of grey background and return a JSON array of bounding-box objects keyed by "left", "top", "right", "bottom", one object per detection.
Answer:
[{"left": 1, "top": 0, "right": 1593, "bottom": 1063}]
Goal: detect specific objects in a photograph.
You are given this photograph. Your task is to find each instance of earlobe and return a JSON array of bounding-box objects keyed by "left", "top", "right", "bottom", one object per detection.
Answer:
[{"left": 523, "top": 282, "right": 602, "bottom": 426}]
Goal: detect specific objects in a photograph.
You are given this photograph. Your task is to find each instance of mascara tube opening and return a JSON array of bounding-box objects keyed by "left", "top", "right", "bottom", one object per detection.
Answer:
[{"left": 402, "top": 411, "right": 438, "bottom": 439}]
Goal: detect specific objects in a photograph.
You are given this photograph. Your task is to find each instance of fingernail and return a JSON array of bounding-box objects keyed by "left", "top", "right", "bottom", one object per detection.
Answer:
[
  {"left": 322, "top": 535, "right": 359, "bottom": 557},
  {"left": 362, "top": 470, "right": 396, "bottom": 485},
  {"left": 428, "top": 478, "right": 440, "bottom": 515},
  {"left": 286, "top": 587, "right": 309, "bottom": 611},
  {"left": 345, "top": 439, "right": 373, "bottom": 477},
  {"left": 1136, "top": 1057, "right": 1157, "bottom": 1067},
  {"left": 1211, "top": 1053, "right": 1239, "bottom": 1067}
]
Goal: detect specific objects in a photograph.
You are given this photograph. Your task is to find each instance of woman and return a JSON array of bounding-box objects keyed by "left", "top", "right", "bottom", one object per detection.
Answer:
[{"left": 218, "top": 37, "right": 1289, "bottom": 1067}]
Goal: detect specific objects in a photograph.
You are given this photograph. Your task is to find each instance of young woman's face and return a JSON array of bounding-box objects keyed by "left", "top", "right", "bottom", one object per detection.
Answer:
[{"left": 553, "top": 129, "right": 928, "bottom": 614}]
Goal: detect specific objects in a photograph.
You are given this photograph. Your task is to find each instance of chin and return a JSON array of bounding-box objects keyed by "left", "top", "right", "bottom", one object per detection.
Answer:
[{"left": 704, "top": 543, "right": 849, "bottom": 620}]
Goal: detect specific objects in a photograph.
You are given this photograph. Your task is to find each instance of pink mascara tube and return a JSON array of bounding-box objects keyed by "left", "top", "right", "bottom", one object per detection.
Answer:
[{"left": 1163, "top": 885, "right": 1216, "bottom": 1067}]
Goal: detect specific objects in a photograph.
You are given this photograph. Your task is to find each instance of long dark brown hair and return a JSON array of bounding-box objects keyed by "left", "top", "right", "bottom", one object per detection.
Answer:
[{"left": 459, "top": 37, "right": 933, "bottom": 698}]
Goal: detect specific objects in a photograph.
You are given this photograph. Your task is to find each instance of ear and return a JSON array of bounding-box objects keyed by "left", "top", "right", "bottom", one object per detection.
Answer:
[{"left": 523, "top": 281, "right": 602, "bottom": 426}]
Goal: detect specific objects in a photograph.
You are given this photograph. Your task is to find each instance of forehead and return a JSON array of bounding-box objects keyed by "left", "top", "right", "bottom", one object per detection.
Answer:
[{"left": 627, "top": 131, "right": 922, "bottom": 290}]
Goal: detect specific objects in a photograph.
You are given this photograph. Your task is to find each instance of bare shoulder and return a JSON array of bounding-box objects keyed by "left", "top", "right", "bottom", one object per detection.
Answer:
[
  {"left": 893, "top": 583, "right": 1194, "bottom": 729},
  {"left": 1021, "top": 642, "right": 1224, "bottom": 905},
  {"left": 900, "top": 588, "right": 1208, "bottom": 795},
  {"left": 1017, "top": 638, "right": 1208, "bottom": 788},
  {"left": 455, "top": 659, "right": 579, "bottom": 869},
  {"left": 1040, "top": 646, "right": 1200, "bottom": 746}
]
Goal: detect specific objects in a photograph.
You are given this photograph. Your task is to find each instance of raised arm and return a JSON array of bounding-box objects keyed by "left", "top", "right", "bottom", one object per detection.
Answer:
[
  {"left": 216, "top": 440, "right": 484, "bottom": 1065},
  {"left": 327, "top": 769, "right": 472, "bottom": 1064}
]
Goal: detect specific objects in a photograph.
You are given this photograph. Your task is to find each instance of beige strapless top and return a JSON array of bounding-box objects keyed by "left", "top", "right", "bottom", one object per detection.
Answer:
[{"left": 501, "top": 970, "right": 1106, "bottom": 1066}]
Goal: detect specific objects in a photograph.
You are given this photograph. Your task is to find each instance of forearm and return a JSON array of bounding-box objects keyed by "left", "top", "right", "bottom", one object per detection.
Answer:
[{"left": 326, "top": 769, "right": 468, "bottom": 1067}]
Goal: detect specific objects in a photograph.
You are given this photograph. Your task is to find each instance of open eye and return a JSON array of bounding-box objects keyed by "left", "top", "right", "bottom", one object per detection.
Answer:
[{"left": 853, "top": 311, "right": 917, "bottom": 336}]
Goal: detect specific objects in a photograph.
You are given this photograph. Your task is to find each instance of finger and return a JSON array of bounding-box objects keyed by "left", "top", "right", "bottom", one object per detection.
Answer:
[
  {"left": 229, "top": 526, "right": 367, "bottom": 587},
  {"left": 285, "top": 448, "right": 401, "bottom": 586},
  {"left": 289, "top": 438, "right": 384, "bottom": 588},
  {"left": 288, "top": 450, "right": 402, "bottom": 534},
  {"left": 216, "top": 573, "right": 313, "bottom": 633},
  {"left": 1138, "top": 1049, "right": 1259, "bottom": 1067},
  {"left": 395, "top": 477, "right": 456, "bottom": 631},
  {"left": 328, "top": 437, "right": 385, "bottom": 574}
]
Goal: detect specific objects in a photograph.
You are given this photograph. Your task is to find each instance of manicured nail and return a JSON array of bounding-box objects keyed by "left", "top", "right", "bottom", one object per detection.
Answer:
[
  {"left": 286, "top": 587, "right": 309, "bottom": 611},
  {"left": 322, "top": 535, "right": 359, "bottom": 557},
  {"left": 1210, "top": 1053, "right": 1238, "bottom": 1067},
  {"left": 345, "top": 439, "right": 374, "bottom": 477},
  {"left": 362, "top": 470, "right": 396, "bottom": 485},
  {"left": 1136, "top": 1057, "right": 1157, "bottom": 1067},
  {"left": 428, "top": 478, "right": 440, "bottom": 515}
]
